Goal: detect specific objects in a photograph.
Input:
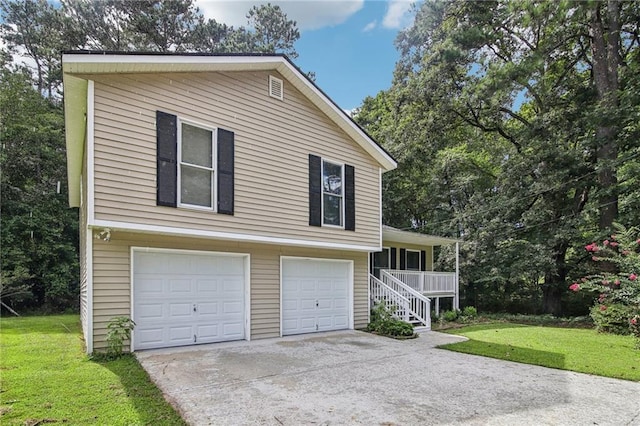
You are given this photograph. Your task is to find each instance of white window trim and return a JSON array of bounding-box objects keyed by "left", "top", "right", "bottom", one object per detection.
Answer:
[
  {"left": 405, "top": 249, "right": 421, "bottom": 271},
  {"left": 177, "top": 118, "right": 217, "bottom": 212},
  {"left": 321, "top": 158, "right": 345, "bottom": 229}
]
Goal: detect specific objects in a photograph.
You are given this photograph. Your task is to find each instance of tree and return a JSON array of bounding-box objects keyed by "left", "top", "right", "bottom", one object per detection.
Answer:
[
  {"left": 356, "top": 0, "right": 640, "bottom": 315},
  {"left": 247, "top": 3, "right": 300, "bottom": 58},
  {"left": 0, "top": 68, "right": 79, "bottom": 312}
]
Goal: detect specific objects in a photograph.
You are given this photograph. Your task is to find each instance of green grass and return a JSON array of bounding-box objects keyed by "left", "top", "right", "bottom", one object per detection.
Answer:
[
  {"left": 440, "top": 323, "right": 640, "bottom": 381},
  {"left": 0, "top": 315, "right": 186, "bottom": 425}
]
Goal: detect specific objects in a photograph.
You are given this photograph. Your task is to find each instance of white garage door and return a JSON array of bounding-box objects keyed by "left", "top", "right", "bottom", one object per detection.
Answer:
[
  {"left": 281, "top": 258, "right": 351, "bottom": 336},
  {"left": 132, "top": 250, "right": 246, "bottom": 350}
]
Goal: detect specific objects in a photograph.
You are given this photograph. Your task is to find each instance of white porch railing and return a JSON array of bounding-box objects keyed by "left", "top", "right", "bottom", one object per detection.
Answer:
[
  {"left": 370, "top": 274, "right": 411, "bottom": 322},
  {"left": 385, "top": 270, "right": 457, "bottom": 295},
  {"left": 380, "top": 271, "right": 431, "bottom": 329}
]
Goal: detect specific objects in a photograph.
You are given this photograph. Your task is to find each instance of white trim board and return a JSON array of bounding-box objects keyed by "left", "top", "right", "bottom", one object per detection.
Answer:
[
  {"left": 87, "top": 80, "right": 95, "bottom": 224},
  {"left": 89, "top": 219, "right": 381, "bottom": 252},
  {"left": 85, "top": 226, "right": 94, "bottom": 354}
]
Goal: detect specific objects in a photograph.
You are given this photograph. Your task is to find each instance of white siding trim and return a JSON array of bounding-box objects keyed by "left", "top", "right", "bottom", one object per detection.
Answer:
[
  {"left": 90, "top": 219, "right": 380, "bottom": 252},
  {"left": 279, "top": 256, "right": 354, "bottom": 337},
  {"left": 244, "top": 254, "right": 251, "bottom": 341},
  {"left": 378, "top": 168, "right": 383, "bottom": 247},
  {"left": 129, "top": 247, "right": 251, "bottom": 351},
  {"left": 86, "top": 226, "right": 93, "bottom": 354},
  {"left": 87, "top": 80, "right": 95, "bottom": 224}
]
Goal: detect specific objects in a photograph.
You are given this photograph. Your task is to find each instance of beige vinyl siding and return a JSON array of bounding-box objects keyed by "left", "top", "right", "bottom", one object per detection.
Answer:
[
  {"left": 91, "top": 232, "right": 368, "bottom": 351},
  {"left": 79, "top": 153, "right": 89, "bottom": 347},
  {"left": 382, "top": 242, "right": 434, "bottom": 271},
  {"left": 86, "top": 70, "right": 381, "bottom": 248}
]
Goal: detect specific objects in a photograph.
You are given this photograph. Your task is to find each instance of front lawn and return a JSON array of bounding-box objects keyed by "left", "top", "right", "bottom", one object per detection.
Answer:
[
  {"left": 0, "top": 315, "right": 186, "bottom": 425},
  {"left": 440, "top": 323, "right": 640, "bottom": 381}
]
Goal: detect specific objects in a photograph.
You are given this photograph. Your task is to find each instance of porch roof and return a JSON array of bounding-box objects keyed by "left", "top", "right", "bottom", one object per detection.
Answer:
[{"left": 382, "top": 225, "right": 459, "bottom": 247}]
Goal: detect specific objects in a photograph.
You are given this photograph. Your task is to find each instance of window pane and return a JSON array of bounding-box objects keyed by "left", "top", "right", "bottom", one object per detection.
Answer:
[
  {"left": 182, "top": 123, "right": 212, "bottom": 168},
  {"left": 406, "top": 251, "right": 420, "bottom": 271},
  {"left": 323, "top": 193, "right": 342, "bottom": 226},
  {"left": 181, "top": 165, "right": 212, "bottom": 207},
  {"left": 374, "top": 248, "right": 390, "bottom": 268},
  {"left": 323, "top": 161, "right": 342, "bottom": 195}
]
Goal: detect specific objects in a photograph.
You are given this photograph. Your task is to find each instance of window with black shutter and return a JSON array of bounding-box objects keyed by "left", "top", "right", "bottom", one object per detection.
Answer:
[
  {"left": 156, "top": 111, "right": 234, "bottom": 214},
  {"left": 309, "top": 154, "right": 355, "bottom": 230}
]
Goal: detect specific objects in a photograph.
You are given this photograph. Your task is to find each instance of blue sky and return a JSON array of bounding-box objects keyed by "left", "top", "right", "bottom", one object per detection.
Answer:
[{"left": 197, "top": 1, "right": 417, "bottom": 111}]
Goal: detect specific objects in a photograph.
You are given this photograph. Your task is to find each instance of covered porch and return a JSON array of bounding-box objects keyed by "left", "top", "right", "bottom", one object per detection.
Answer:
[{"left": 371, "top": 226, "right": 460, "bottom": 316}]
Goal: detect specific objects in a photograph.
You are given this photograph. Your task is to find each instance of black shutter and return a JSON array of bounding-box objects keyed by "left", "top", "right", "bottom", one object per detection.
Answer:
[
  {"left": 420, "top": 250, "right": 427, "bottom": 271},
  {"left": 156, "top": 111, "right": 177, "bottom": 207},
  {"left": 309, "top": 154, "right": 322, "bottom": 226},
  {"left": 344, "top": 164, "right": 355, "bottom": 231},
  {"left": 390, "top": 247, "right": 397, "bottom": 269},
  {"left": 217, "top": 128, "right": 234, "bottom": 215},
  {"left": 400, "top": 248, "right": 406, "bottom": 270}
]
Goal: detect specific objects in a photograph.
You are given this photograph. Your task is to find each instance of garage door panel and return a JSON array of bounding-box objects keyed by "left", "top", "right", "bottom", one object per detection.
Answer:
[
  {"left": 137, "top": 328, "right": 164, "bottom": 347},
  {"left": 169, "top": 303, "right": 193, "bottom": 318},
  {"left": 168, "top": 325, "right": 193, "bottom": 344},
  {"left": 169, "top": 279, "right": 192, "bottom": 294},
  {"left": 300, "top": 298, "right": 316, "bottom": 311},
  {"left": 196, "top": 279, "right": 219, "bottom": 293},
  {"left": 223, "top": 301, "right": 243, "bottom": 314},
  {"left": 133, "top": 251, "right": 246, "bottom": 350},
  {"left": 197, "top": 302, "right": 219, "bottom": 316},
  {"left": 136, "top": 277, "right": 165, "bottom": 295},
  {"left": 137, "top": 303, "right": 164, "bottom": 320},
  {"left": 222, "top": 323, "right": 244, "bottom": 337}
]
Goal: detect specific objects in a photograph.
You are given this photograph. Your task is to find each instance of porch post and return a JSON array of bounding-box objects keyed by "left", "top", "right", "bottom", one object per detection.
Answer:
[
  {"left": 454, "top": 242, "right": 460, "bottom": 310},
  {"left": 435, "top": 297, "right": 440, "bottom": 316}
]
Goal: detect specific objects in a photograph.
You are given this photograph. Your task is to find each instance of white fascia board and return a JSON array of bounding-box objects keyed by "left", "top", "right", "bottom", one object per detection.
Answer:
[{"left": 90, "top": 219, "right": 381, "bottom": 252}]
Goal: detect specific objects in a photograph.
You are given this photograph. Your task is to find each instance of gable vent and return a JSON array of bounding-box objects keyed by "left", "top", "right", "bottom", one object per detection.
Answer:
[{"left": 269, "top": 75, "right": 284, "bottom": 100}]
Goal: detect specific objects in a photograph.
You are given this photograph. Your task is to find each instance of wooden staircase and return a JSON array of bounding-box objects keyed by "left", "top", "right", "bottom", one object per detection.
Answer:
[{"left": 369, "top": 271, "right": 431, "bottom": 330}]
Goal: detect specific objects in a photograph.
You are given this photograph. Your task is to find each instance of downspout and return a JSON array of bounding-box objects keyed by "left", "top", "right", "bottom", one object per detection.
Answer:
[{"left": 455, "top": 242, "right": 460, "bottom": 310}]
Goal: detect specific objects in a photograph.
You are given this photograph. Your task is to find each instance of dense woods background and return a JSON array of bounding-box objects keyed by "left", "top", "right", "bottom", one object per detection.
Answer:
[{"left": 1, "top": 0, "right": 639, "bottom": 316}]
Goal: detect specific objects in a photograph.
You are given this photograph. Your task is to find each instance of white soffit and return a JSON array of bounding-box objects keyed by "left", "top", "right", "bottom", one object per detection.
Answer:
[{"left": 63, "top": 74, "right": 88, "bottom": 207}]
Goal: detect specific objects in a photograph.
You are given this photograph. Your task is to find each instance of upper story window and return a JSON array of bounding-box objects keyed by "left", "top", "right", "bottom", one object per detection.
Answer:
[
  {"left": 322, "top": 160, "right": 344, "bottom": 227},
  {"left": 179, "top": 122, "right": 215, "bottom": 210}
]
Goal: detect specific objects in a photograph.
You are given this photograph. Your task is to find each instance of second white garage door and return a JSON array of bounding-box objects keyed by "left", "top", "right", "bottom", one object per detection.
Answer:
[
  {"left": 281, "top": 257, "right": 352, "bottom": 336},
  {"left": 132, "top": 249, "right": 247, "bottom": 350}
]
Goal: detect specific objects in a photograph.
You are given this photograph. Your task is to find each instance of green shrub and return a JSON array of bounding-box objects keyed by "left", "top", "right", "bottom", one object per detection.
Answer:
[
  {"left": 366, "top": 303, "right": 414, "bottom": 337},
  {"left": 462, "top": 306, "right": 477, "bottom": 318},
  {"left": 590, "top": 303, "right": 634, "bottom": 335},
  {"left": 442, "top": 310, "right": 459, "bottom": 322},
  {"left": 105, "top": 316, "right": 136, "bottom": 358}
]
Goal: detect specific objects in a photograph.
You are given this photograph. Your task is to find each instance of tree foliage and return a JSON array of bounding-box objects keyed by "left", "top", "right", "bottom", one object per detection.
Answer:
[{"left": 355, "top": 0, "right": 640, "bottom": 315}]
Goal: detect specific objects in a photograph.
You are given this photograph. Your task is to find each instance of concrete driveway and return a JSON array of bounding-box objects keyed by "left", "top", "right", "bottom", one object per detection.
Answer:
[{"left": 136, "top": 330, "right": 640, "bottom": 425}]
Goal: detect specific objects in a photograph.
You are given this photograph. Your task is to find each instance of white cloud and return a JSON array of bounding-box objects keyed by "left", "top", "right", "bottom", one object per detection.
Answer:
[
  {"left": 382, "top": 0, "right": 413, "bottom": 29},
  {"left": 196, "top": 0, "right": 364, "bottom": 31},
  {"left": 362, "top": 20, "right": 377, "bottom": 32}
]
